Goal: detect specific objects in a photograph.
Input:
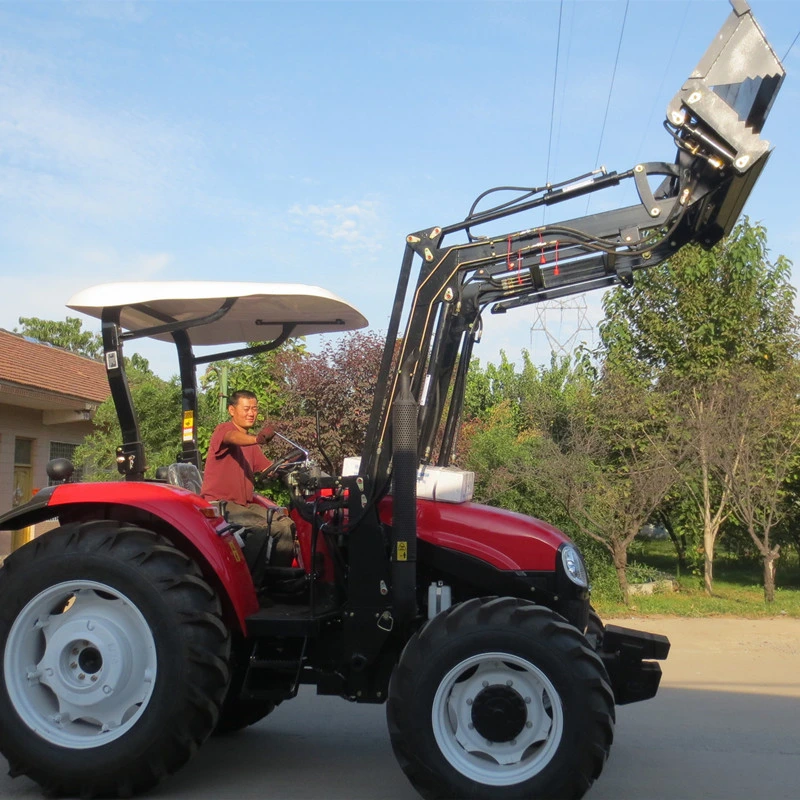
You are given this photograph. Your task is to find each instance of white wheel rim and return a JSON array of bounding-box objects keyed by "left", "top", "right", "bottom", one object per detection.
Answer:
[
  {"left": 4, "top": 580, "right": 158, "bottom": 749},
  {"left": 431, "top": 651, "right": 564, "bottom": 786}
]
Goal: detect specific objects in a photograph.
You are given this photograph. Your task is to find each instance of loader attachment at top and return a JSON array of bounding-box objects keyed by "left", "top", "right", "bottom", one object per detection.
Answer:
[
  {"left": 360, "top": 0, "right": 786, "bottom": 497},
  {"left": 667, "top": 0, "right": 784, "bottom": 176},
  {"left": 665, "top": 0, "right": 785, "bottom": 245}
]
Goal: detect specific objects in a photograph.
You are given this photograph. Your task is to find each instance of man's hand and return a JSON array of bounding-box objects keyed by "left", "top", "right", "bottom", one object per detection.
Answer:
[{"left": 255, "top": 424, "right": 276, "bottom": 445}]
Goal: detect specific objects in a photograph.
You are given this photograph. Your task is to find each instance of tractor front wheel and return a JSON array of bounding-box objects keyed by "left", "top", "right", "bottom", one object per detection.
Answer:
[
  {"left": 0, "top": 521, "right": 231, "bottom": 797},
  {"left": 387, "top": 597, "right": 615, "bottom": 800}
]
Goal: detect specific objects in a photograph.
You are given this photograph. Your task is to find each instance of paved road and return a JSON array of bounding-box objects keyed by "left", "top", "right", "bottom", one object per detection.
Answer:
[{"left": 1, "top": 617, "right": 799, "bottom": 799}]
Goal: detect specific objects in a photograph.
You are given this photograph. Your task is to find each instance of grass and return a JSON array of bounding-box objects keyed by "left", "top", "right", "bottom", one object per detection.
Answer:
[{"left": 592, "top": 538, "right": 800, "bottom": 619}]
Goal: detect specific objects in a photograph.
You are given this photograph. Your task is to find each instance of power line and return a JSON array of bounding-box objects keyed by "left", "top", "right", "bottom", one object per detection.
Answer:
[
  {"left": 553, "top": 0, "right": 576, "bottom": 180},
  {"left": 545, "top": 0, "right": 565, "bottom": 187},
  {"left": 592, "top": 0, "right": 630, "bottom": 172},
  {"left": 784, "top": 29, "right": 800, "bottom": 61},
  {"left": 635, "top": 0, "right": 691, "bottom": 164}
]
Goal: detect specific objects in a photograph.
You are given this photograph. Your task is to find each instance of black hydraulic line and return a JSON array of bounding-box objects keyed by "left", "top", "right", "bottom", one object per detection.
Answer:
[{"left": 450, "top": 169, "right": 627, "bottom": 239}]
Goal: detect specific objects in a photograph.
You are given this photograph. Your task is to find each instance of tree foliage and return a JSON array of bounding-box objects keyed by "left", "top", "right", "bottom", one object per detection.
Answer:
[
  {"left": 197, "top": 341, "right": 306, "bottom": 457},
  {"left": 712, "top": 365, "right": 800, "bottom": 602},
  {"left": 533, "top": 368, "right": 675, "bottom": 603},
  {"left": 278, "top": 331, "right": 387, "bottom": 470},
  {"left": 599, "top": 218, "right": 798, "bottom": 594},
  {"left": 75, "top": 360, "right": 182, "bottom": 481},
  {"left": 601, "top": 218, "right": 797, "bottom": 383},
  {"left": 460, "top": 354, "right": 619, "bottom": 595},
  {"left": 15, "top": 316, "right": 102, "bottom": 359}
]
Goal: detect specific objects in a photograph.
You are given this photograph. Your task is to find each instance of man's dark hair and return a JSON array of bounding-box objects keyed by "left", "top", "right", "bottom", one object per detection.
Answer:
[{"left": 228, "top": 389, "right": 257, "bottom": 407}]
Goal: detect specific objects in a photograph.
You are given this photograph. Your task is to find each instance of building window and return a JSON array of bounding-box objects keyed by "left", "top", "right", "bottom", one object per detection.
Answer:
[
  {"left": 48, "top": 442, "right": 81, "bottom": 484},
  {"left": 13, "top": 438, "right": 34, "bottom": 507}
]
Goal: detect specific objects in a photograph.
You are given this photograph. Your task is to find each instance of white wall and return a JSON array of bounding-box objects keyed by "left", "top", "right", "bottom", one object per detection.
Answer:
[{"left": 0, "top": 402, "right": 94, "bottom": 559}]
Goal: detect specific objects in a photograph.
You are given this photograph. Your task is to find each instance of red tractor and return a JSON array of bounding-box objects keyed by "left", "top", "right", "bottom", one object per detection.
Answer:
[{"left": 0, "top": 2, "right": 784, "bottom": 797}]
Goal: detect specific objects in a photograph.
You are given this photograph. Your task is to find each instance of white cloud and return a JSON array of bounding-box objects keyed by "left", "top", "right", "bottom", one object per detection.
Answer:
[{"left": 288, "top": 200, "right": 381, "bottom": 248}]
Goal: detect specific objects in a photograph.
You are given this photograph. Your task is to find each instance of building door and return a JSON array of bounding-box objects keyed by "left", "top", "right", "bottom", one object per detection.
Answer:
[{"left": 12, "top": 437, "right": 34, "bottom": 551}]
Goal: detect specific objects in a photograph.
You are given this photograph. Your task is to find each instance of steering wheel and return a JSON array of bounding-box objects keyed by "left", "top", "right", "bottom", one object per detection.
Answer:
[{"left": 259, "top": 448, "right": 307, "bottom": 481}]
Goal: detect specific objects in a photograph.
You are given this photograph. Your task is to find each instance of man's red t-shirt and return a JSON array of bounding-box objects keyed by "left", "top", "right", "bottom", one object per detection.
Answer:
[{"left": 201, "top": 421, "right": 271, "bottom": 506}]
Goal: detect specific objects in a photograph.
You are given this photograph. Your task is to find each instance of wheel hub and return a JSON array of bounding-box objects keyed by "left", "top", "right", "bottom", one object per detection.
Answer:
[
  {"left": 431, "top": 653, "right": 564, "bottom": 785},
  {"left": 4, "top": 581, "right": 158, "bottom": 748},
  {"left": 41, "top": 616, "right": 133, "bottom": 707},
  {"left": 471, "top": 685, "right": 527, "bottom": 742}
]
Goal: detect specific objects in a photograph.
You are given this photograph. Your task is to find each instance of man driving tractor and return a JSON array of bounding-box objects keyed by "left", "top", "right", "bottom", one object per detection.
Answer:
[{"left": 201, "top": 389, "right": 296, "bottom": 574}]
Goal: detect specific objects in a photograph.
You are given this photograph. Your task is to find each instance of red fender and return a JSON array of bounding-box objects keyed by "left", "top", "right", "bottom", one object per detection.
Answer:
[{"left": 44, "top": 482, "right": 259, "bottom": 631}]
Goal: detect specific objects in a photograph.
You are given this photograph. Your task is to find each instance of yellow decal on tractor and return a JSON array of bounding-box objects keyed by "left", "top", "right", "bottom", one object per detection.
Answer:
[{"left": 182, "top": 411, "right": 194, "bottom": 442}]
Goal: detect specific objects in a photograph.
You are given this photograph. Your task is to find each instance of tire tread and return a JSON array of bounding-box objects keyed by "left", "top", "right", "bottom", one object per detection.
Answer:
[{"left": 0, "top": 520, "right": 231, "bottom": 798}]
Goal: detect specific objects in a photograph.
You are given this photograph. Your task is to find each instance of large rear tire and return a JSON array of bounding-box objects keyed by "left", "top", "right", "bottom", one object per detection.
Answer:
[
  {"left": 0, "top": 521, "right": 231, "bottom": 797},
  {"left": 387, "top": 597, "right": 615, "bottom": 800}
]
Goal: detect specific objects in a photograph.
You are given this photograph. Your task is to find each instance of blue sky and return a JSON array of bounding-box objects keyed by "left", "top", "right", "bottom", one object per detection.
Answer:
[{"left": 1, "top": 0, "right": 798, "bottom": 378}]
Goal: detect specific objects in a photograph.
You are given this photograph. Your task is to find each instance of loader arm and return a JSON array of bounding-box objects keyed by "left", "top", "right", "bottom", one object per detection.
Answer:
[{"left": 359, "top": 0, "right": 785, "bottom": 499}]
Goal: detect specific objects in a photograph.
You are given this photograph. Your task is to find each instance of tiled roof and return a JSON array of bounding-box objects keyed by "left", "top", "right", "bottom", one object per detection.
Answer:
[{"left": 0, "top": 329, "right": 109, "bottom": 404}]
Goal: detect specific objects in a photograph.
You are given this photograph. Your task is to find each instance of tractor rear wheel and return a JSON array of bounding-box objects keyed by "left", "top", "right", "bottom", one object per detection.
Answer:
[
  {"left": 0, "top": 521, "right": 231, "bottom": 797},
  {"left": 387, "top": 597, "right": 615, "bottom": 800}
]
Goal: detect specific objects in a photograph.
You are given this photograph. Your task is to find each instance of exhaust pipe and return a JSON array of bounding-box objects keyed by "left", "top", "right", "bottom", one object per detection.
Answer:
[{"left": 391, "top": 370, "right": 418, "bottom": 626}]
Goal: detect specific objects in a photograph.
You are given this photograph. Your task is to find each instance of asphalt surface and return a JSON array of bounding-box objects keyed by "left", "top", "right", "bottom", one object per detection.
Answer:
[{"left": 1, "top": 617, "right": 799, "bottom": 799}]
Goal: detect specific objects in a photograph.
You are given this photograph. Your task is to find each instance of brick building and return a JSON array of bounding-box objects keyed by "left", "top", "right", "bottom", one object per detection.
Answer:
[{"left": 0, "top": 329, "right": 109, "bottom": 558}]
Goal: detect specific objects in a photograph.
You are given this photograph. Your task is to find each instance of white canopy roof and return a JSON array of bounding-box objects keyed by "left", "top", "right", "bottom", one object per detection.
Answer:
[{"left": 67, "top": 281, "right": 368, "bottom": 346}]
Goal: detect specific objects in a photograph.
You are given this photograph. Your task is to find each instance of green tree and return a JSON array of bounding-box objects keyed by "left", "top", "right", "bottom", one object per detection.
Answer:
[
  {"left": 75, "top": 360, "right": 182, "bottom": 480},
  {"left": 599, "top": 218, "right": 797, "bottom": 594},
  {"left": 535, "top": 368, "right": 675, "bottom": 602},
  {"left": 279, "top": 331, "right": 387, "bottom": 470},
  {"left": 713, "top": 365, "right": 800, "bottom": 602},
  {"left": 601, "top": 218, "right": 796, "bottom": 383},
  {"left": 463, "top": 351, "right": 521, "bottom": 422},
  {"left": 15, "top": 316, "right": 102, "bottom": 359},
  {"left": 198, "top": 340, "right": 306, "bottom": 458},
  {"left": 460, "top": 354, "right": 619, "bottom": 596}
]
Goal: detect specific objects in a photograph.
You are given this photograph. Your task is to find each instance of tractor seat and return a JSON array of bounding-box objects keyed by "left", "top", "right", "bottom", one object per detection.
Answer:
[{"left": 166, "top": 463, "right": 203, "bottom": 494}]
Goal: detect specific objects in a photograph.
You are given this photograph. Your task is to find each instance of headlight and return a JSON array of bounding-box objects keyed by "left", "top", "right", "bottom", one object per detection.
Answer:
[{"left": 561, "top": 544, "right": 588, "bottom": 588}]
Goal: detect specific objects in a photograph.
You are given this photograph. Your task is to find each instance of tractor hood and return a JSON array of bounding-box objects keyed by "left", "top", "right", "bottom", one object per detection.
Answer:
[{"left": 381, "top": 496, "right": 570, "bottom": 572}]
